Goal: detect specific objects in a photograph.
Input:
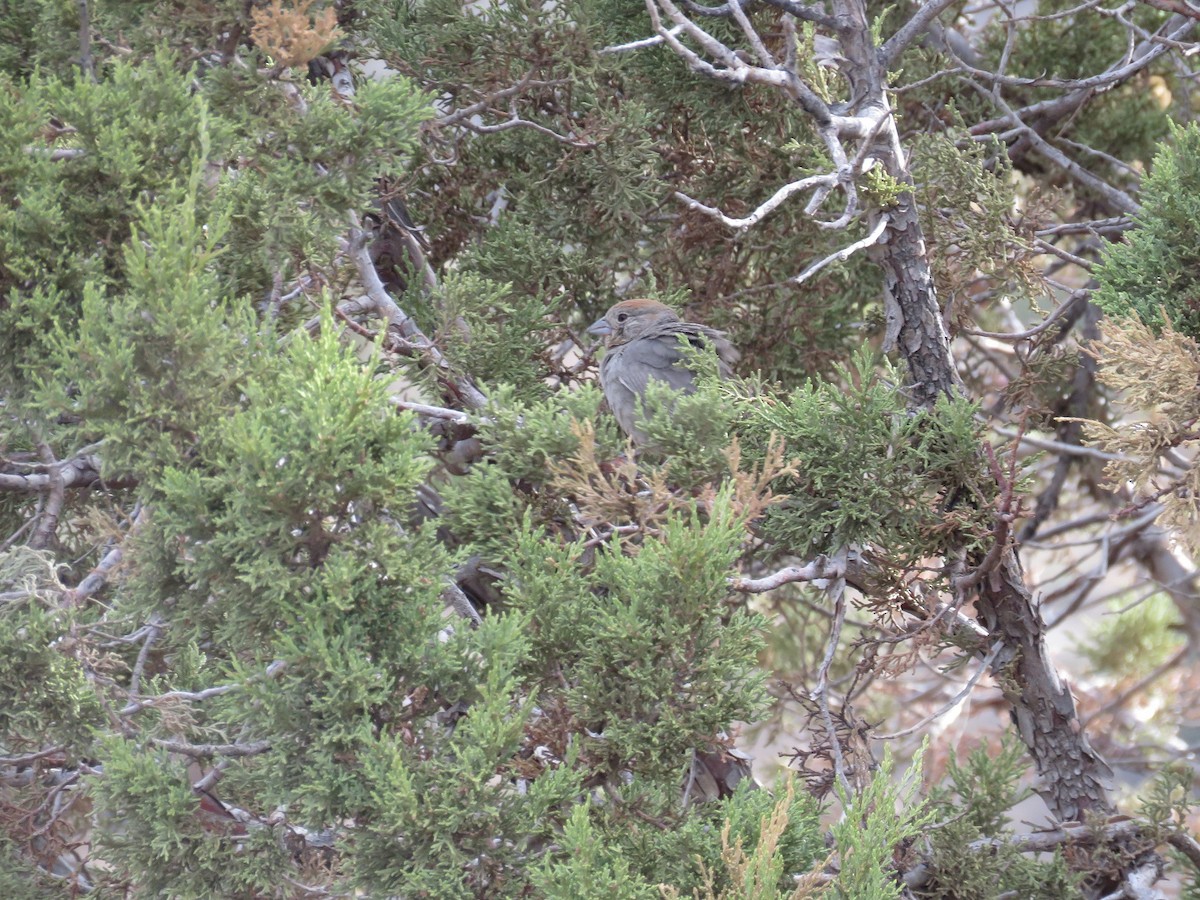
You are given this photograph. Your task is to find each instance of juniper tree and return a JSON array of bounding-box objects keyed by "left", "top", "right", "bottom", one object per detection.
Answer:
[{"left": 1, "top": 1, "right": 1198, "bottom": 898}]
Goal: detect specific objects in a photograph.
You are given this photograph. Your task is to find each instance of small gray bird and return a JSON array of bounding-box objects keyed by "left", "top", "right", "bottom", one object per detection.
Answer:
[{"left": 587, "top": 299, "right": 738, "bottom": 443}]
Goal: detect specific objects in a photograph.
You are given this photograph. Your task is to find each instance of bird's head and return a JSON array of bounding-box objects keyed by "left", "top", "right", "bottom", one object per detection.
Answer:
[{"left": 586, "top": 299, "right": 680, "bottom": 346}]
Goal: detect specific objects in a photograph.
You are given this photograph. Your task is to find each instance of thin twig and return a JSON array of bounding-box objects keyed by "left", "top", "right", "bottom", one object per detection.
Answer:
[
  {"left": 128, "top": 613, "right": 165, "bottom": 698},
  {"left": 674, "top": 174, "right": 836, "bottom": 230},
  {"left": 601, "top": 24, "right": 685, "bottom": 53},
  {"left": 391, "top": 399, "right": 472, "bottom": 425},
  {"left": 120, "top": 660, "right": 287, "bottom": 716},
  {"left": 962, "top": 291, "right": 1086, "bottom": 341},
  {"left": 811, "top": 548, "right": 852, "bottom": 797},
  {"left": 346, "top": 216, "right": 487, "bottom": 410},
  {"left": 793, "top": 214, "right": 889, "bottom": 285},
  {"left": 873, "top": 641, "right": 1003, "bottom": 740}
]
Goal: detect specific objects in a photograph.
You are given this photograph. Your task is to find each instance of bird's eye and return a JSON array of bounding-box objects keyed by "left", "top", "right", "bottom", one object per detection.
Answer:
[{"left": 616, "top": 313, "right": 628, "bottom": 322}]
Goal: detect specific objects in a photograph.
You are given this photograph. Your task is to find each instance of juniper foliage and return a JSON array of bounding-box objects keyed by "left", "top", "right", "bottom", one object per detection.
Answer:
[{"left": 0, "top": 0, "right": 1196, "bottom": 896}]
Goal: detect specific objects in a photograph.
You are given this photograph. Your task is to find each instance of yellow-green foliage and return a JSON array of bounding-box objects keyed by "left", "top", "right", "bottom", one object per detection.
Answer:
[{"left": 1079, "top": 594, "right": 1182, "bottom": 678}]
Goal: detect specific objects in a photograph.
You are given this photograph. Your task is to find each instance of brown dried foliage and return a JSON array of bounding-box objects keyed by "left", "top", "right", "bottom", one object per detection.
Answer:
[
  {"left": 250, "top": 0, "right": 341, "bottom": 68},
  {"left": 550, "top": 423, "right": 796, "bottom": 550},
  {"left": 1075, "top": 314, "right": 1200, "bottom": 552}
]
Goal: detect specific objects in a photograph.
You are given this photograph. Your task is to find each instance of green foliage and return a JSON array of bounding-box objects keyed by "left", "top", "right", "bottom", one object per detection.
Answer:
[
  {"left": 919, "top": 736, "right": 1080, "bottom": 898},
  {"left": 441, "top": 457, "right": 539, "bottom": 562},
  {"left": 506, "top": 490, "right": 768, "bottom": 777},
  {"left": 476, "top": 383, "right": 625, "bottom": 483},
  {"left": 1094, "top": 123, "right": 1200, "bottom": 336},
  {"left": 207, "top": 69, "right": 430, "bottom": 296},
  {"left": 456, "top": 217, "right": 603, "bottom": 311},
  {"left": 634, "top": 346, "right": 740, "bottom": 484},
  {"left": 531, "top": 803, "right": 656, "bottom": 899},
  {"left": 0, "top": 0, "right": 79, "bottom": 79},
  {"left": 1078, "top": 593, "right": 1182, "bottom": 678},
  {"left": 0, "top": 550, "right": 103, "bottom": 751},
  {"left": 436, "top": 272, "right": 560, "bottom": 401},
  {"left": 92, "top": 740, "right": 289, "bottom": 898},
  {"left": 740, "top": 348, "right": 990, "bottom": 563},
  {"left": 360, "top": 0, "right": 881, "bottom": 384},
  {"left": 1141, "top": 768, "right": 1200, "bottom": 898},
  {"left": 862, "top": 167, "right": 905, "bottom": 209},
  {"left": 130, "top": 311, "right": 443, "bottom": 646},
  {"left": 441, "top": 383, "right": 623, "bottom": 559},
  {"left": 832, "top": 744, "right": 931, "bottom": 899},
  {"left": 631, "top": 777, "right": 827, "bottom": 899},
  {"left": 0, "top": 51, "right": 223, "bottom": 393},
  {"left": 910, "top": 119, "right": 1032, "bottom": 309},
  {"left": 1139, "top": 761, "right": 1195, "bottom": 832},
  {"left": 2, "top": 0, "right": 1193, "bottom": 894},
  {"left": 50, "top": 176, "right": 262, "bottom": 484},
  {"left": 350, "top": 614, "right": 579, "bottom": 896}
]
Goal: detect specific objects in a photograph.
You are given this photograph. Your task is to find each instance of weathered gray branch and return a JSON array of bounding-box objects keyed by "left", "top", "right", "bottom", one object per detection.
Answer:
[
  {"left": 643, "top": 0, "right": 1119, "bottom": 826},
  {"left": 347, "top": 218, "right": 487, "bottom": 411}
]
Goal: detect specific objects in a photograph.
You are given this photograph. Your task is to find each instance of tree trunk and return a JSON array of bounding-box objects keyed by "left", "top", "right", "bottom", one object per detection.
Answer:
[{"left": 834, "top": 0, "right": 1115, "bottom": 821}]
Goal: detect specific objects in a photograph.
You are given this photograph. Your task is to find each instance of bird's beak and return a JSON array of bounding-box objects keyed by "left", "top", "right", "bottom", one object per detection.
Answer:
[{"left": 586, "top": 317, "right": 613, "bottom": 337}]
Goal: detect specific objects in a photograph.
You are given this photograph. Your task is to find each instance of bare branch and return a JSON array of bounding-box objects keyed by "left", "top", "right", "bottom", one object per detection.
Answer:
[
  {"left": 879, "top": 0, "right": 961, "bottom": 69},
  {"left": 65, "top": 505, "right": 145, "bottom": 607},
  {"left": 434, "top": 72, "right": 561, "bottom": 129},
  {"left": 1167, "top": 831, "right": 1200, "bottom": 871},
  {"left": 991, "top": 425, "right": 1131, "bottom": 464},
  {"left": 457, "top": 112, "right": 597, "bottom": 148},
  {"left": 442, "top": 580, "right": 483, "bottom": 626},
  {"left": 646, "top": 0, "right": 787, "bottom": 86},
  {"left": 968, "top": 16, "right": 1195, "bottom": 140},
  {"left": 811, "top": 548, "right": 853, "bottom": 797},
  {"left": 0, "top": 745, "right": 66, "bottom": 767},
  {"left": 727, "top": 0, "right": 776, "bottom": 68},
  {"left": 391, "top": 399, "right": 472, "bottom": 425},
  {"left": 152, "top": 738, "right": 273, "bottom": 759},
  {"left": 77, "top": 0, "right": 95, "bottom": 83},
  {"left": 28, "top": 442, "right": 65, "bottom": 550},
  {"left": 1137, "top": 0, "right": 1200, "bottom": 19},
  {"left": 120, "top": 660, "right": 287, "bottom": 716},
  {"left": 760, "top": 0, "right": 837, "bottom": 25},
  {"left": 129, "top": 613, "right": 165, "bottom": 698},
  {"left": 975, "top": 83, "right": 1140, "bottom": 214},
  {"left": 120, "top": 683, "right": 242, "bottom": 716},
  {"left": 793, "top": 214, "right": 889, "bottom": 285},
  {"left": 0, "top": 444, "right": 109, "bottom": 494},
  {"left": 346, "top": 217, "right": 488, "bottom": 411},
  {"left": 673, "top": 174, "right": 837, "bottom": 230},
  {"left": 730, "top": 557, "right": 838, "bottom": 592},
  {"left": 68, "top": 542, "right": 125, "bottom": 606},
  {"left": 962, "top": 291, "right": 1087, "bottom": 342},
  {"left": 873, "top": 640, "right": 1004, "bottom": 741},
  {"left": 646, "top": 0, "right": 837, "bottom": 120},
  {"left": 601, "top": 24, "right": 684, "bottom": 53}
]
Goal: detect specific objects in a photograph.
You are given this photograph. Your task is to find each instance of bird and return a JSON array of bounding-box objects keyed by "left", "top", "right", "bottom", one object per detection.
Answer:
[{"left": 586, "top": 299, "right": 738, "bottom": 443}]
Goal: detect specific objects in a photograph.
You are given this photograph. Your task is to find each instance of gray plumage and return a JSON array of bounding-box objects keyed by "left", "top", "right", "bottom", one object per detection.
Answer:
[{"left": 587, "top": 299, "right": 738, "bottom": 443}]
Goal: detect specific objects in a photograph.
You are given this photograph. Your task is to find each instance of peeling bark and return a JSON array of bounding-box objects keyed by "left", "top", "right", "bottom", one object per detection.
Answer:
[
  {"left": 830, "top": 0, "right": 1115, "bottom": 821},
  {"left": 973, "top": 556, "right": 1114, "bottom": 820}
]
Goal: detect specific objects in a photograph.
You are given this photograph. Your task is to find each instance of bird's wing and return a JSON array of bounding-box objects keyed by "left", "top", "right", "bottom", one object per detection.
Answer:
[{"left": 611, "top": 330, "right": 699, "bottom": 395}]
